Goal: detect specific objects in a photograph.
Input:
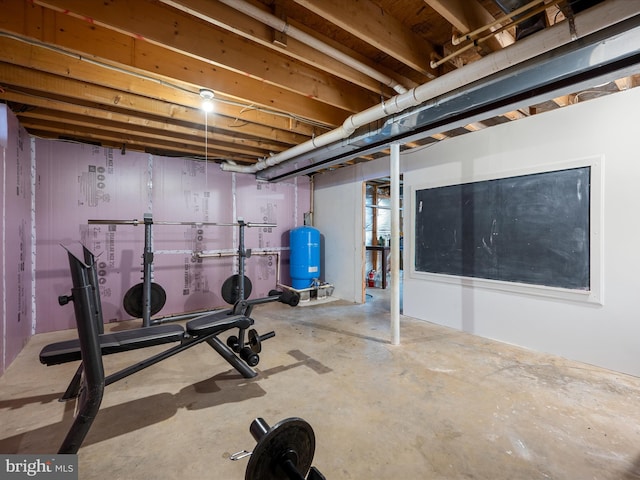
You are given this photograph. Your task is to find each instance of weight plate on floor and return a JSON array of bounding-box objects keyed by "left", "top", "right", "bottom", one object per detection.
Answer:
[
  {"left": 122, "top": 282, "right": 167, "bottom": 318},
  {"left": 221, "top": 274, "right": 252, "bottom": 304},
  {"left": 245, "top": 418, "right": 315, "bottom": 480}
]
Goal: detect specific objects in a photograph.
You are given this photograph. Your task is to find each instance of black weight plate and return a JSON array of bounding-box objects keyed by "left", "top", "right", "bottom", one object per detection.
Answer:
[
  {"left": 221, "top": 274, "right": 252, "bottom": 304},
  {"left": 123, "top": 282, "right": 167, "bottom": 318},
  {"left": 245, "top": 418, "right": 315, "bottom": 480},
  {"left": 280, "top": 290, "right": 300, "bottom": 307},
  {"left": 248, "top": 329, "right": 262, "bottom": 353}
]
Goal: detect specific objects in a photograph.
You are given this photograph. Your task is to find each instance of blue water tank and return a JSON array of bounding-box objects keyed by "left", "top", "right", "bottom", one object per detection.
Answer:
[{"left": 289, "top": 226, "right": 320, "bottom": 289}]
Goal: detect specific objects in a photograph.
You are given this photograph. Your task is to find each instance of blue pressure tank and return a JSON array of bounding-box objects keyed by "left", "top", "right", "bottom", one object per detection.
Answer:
[{"left": 289, "top": 226, "right": 320, "bottom": 289}]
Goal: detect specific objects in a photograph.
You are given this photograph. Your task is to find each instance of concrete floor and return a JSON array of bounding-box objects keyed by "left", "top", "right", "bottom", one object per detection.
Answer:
[{"left": 1, "top": 287, "right": 640, "bottom": 479}]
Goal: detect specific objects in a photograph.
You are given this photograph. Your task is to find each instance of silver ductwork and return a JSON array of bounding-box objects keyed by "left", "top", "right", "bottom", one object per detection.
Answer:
[
  {"left": 257, "top": 14, "right": 640, "bottom": 181},
  {"left": 219, "top": 1, "right": 640, "bottom": 181},
  {"left": 493, "top": 0, "right": 547, "bottom": 40},
  {"left": 493, "top": 0, "right": 607, "bottom": 40}
]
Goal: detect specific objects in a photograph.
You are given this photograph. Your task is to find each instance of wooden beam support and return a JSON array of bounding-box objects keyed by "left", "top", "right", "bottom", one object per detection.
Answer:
[
  {"left": 0, "top": 35, "right": 317, "bottom": 141},
  {"left": 425, "top": 0, "right": 515, "bottom": 52},
  {"left": 17, "top": 109, "right": 275, "bottom": 158},
  {"left": 293, "top": 0, "right": 439, "bottom": 79},
  {"left": 158, "top": 0, "right": 414, "bottom": 94},
  {"left": 29, "top": 0, "right": 380, "bottom": 115},
  {"left": 21, "top": 122, "right": 224, "bottom": 159},
  {"left": 0, "top": 1, "right": 351, "bottom": 130}
]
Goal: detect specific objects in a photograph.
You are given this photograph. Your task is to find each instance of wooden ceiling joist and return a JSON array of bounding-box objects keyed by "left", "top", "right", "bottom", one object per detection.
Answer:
[
  {"left": 293, "top": 0, "right": 439, "bottom": 79},
  {"left": 0, "top": 0, "right": 635, "bottom": 173},
  {"left": 157, "top": 0, "right": 408, "bottom": 97},
  {"left": 30, "top": 0, "right": 380, "bottom": 115},
  {"left": 0, "top": 4, "right": 342, "bottom": 132},
  {"left": 0, "top": 62, "right": 310, "bottom": 142}
]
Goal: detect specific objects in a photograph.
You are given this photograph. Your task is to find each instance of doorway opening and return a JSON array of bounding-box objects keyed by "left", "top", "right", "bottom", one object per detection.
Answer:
[{"left": 364, "top": 177, "right": 403, "bottom": 310}]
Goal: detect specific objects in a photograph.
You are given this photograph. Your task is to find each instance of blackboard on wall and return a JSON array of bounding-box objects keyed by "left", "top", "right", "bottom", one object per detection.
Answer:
[{"left": 414, "top": 167, "right": 590, "bottom": 290}]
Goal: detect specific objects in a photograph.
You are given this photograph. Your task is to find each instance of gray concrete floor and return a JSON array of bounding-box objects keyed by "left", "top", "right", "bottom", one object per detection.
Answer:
[{"left": 1, "top": 287, "right": 640, "bottom": 479}]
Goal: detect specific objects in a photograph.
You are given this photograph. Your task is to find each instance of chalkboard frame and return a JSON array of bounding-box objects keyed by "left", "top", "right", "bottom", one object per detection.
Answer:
[{"left": 409, "top": 157, "right": 603, "bottom": 304}]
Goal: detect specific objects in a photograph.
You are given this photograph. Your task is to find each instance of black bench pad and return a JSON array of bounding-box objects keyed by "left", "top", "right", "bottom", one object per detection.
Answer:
[
  {"left": 40, "top": 324, "right": 185, "bottom": 366},
  {"left": 186, "top": 310, "right": 251, "bottom": 336}
]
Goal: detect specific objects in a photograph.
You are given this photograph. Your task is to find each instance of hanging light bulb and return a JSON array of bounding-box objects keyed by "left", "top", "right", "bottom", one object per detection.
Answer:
[{"left": 199, "top": 88, "right": 215, "bottom": 113}]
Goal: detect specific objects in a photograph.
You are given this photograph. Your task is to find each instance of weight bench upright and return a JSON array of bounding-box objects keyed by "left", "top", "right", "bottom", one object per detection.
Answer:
[{"left": 40, "top": 245, "right": 282, "bottom": 454}]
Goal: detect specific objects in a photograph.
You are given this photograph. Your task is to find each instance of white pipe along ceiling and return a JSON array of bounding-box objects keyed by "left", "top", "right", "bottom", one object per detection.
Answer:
[
  {"left": 159, "top": 0, "right": 409, "bottom": 95},
  {"left": 216, "top": 0, "right": 640, "bottom": 180}
]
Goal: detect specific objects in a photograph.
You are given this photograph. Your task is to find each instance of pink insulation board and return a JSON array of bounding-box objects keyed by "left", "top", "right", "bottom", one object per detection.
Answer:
[
  {"left": 35, "top": 142, "right": 150, "bottom": 331},
  {"left": 1, "top": 106, "right": 33, "bottom": 375},
  {"left": 33, "top": 139, "right": 310, "bottom": 333},
  {"left": 149, "top": 156, "right": 235, "bottom": 316}
]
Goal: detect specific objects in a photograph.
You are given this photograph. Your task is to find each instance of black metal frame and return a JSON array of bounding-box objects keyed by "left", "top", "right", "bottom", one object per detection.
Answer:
[
  {"left": 57, "top": 252, "right": 105, "bottom": 455},
  {"left": 88, "top": 215, "right": 277, "bottom": 327},
  {"left": 46, "top": 244, "right": 287, "bottom": 454}
]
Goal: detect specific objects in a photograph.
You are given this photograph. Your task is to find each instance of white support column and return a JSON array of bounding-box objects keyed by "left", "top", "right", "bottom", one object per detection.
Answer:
[{"left": 390, "top": 143, "right": 401, "bottom": 345}]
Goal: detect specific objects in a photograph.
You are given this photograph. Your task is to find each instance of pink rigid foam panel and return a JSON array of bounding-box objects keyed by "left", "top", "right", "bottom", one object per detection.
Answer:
[
  {"left": 3, "top": 108, "right": 33, "bottom": 371},
  {"left": 35, "top": 141, "right": 150, "bottom": 331},
  {"left": 149, "top": 155, "right": 234, "bottom": 317},
  {"left": 34, "top": 140, "right": 311, "bottom": 330}
]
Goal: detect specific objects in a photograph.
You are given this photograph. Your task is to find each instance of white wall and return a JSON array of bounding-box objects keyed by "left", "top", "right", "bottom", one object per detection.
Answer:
[
  {"left": 314, "top": 159, "right": 390, "bottom": 303},
  {"left": 315, "top": 86, "right": 640, "bottom": 377}
]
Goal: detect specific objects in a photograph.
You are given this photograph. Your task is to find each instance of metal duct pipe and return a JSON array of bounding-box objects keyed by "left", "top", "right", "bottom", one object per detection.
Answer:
[
  {"left": 160, "top": 0, "right": 408, "bottom": 95},
  {"left": 433, "top": 1, "right": 553, "bottom": 69},
  {"left": 220, "top": 0, "right": 639, "bottom": 176},
  {"left": 492, "top": 0, "right": 547, "bottom": 40},
  {"left": 452, "top": 0, "right": 545, "bottom": 45}
]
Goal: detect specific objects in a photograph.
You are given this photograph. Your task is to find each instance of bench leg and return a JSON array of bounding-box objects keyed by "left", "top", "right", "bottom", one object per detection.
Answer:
[
  {"left": 57, "top": 277, "right": 105, "bottom": 454},
  {"left": 60, "top": 364, "right": 84, "bottom": 401},
  {"left": 58, "top": 382, "right": 104, "bottom": 454},
  {"left": 206, "top": 337, "right": 257, "bottom": 379}
]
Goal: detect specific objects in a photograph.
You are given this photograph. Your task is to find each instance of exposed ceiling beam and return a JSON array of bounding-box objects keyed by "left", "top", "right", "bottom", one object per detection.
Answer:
[
  {"left": 29, "top": 0, "right": 381, "bottom": 116},
  {"left": 425, "top": 0, "right": 515, "bottom": 53},
  {"left": 0, "top": 0, "right": 636, "bottom": 177},
  {"left": 18, "top": 108, "right": 284, "bottom": 158},
  {"left": 0, "top": 62, "right": 308, "bottom": 162},
  {"left": 157, "top": 0, "right": 412, "bottom": 96},
  {"left": 6, "top": 113, "right": 287, "bottom": 165},
  {"left": 0, "top": 1, "right": 347, "bottom": 131},
  {"left": 0, "top": 60, "right": 306, "bottom": 146},
  {"left": 255, "top": 10, "right": 640, "bottom": 181},
  {"left": 292, "top": 0, "right": 439, "bottom": 79}
]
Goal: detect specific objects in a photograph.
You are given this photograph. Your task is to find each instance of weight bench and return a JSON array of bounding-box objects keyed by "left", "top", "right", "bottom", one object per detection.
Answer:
[{"left": 40, "top": 245, "right": 296, "bottom": 454}]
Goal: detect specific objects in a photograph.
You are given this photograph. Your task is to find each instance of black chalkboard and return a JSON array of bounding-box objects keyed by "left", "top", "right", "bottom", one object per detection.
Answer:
[{"left": 414, "top": 167, "right": 590, "bottom": 290}]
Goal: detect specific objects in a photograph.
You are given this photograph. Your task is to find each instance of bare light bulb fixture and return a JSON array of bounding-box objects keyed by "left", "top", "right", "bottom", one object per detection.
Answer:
[{"left": 199, "top": 88, "right": 215, "bottom": 113}]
